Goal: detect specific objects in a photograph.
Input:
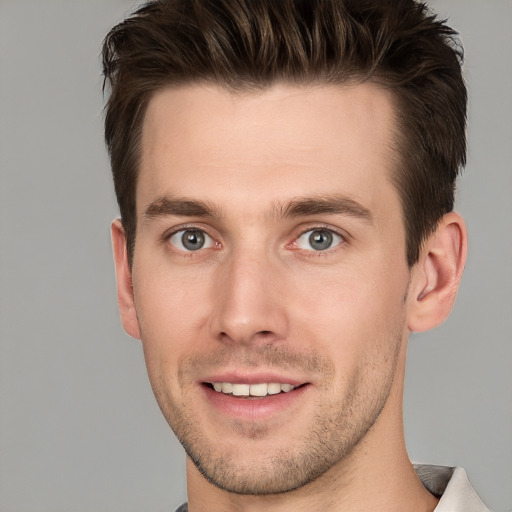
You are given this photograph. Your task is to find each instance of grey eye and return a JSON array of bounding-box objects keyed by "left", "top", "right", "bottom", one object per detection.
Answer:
[
  {"left": 296, "top": 229, "right": 343, "bottom": 251},
  {"left": 309, "top": 230, "right": 332, "bottom": 250},
  {"left": 169, "top": 229, "right": 213, "bottom": 252}
]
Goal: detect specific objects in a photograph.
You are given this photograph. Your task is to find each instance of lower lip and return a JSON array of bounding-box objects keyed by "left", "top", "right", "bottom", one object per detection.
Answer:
[{"left": 201, "top": 384, "right": 310, "bottom": 422}]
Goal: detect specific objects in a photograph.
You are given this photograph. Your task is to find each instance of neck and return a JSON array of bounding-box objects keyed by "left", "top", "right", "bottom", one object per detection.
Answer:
[{"left": 185, "top": 371, "right": 438, "bottom": 512}]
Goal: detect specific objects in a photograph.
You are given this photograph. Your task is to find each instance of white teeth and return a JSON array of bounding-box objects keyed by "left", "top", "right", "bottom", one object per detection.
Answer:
[
  {"left": 221, "top": 382, "right": 233, "bottom": 394},
  {"left": 249, "top": 383, "right": 268, "bottom": 397},
  {"left": 210, "top": 382, "right": 298, "bottom": 397},
  {"left": 232, "top": 384, "right": 250, "bottom": 396},
  {"left": 267, "top": 383, "right": 281, "bottom": 395}
]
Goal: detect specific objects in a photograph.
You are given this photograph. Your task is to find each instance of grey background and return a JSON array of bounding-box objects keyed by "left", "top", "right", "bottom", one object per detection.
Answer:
[{"left": 0, "top": 0, "right": 510, "bottom": 511}]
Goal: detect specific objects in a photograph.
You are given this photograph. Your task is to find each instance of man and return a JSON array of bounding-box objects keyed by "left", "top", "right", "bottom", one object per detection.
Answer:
[{"left": 102, "top": 1, "right": 489, "bottom": 510}]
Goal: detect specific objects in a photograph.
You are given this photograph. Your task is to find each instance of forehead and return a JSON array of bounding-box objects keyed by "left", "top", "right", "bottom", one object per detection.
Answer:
[{"left": 138, "top": 82, "right": 399, "bottom": 218}]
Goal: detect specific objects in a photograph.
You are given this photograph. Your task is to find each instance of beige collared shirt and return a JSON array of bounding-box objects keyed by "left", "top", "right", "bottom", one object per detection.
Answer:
[{"left": 415, "top": 464, "right": 490, "bottom": 511}]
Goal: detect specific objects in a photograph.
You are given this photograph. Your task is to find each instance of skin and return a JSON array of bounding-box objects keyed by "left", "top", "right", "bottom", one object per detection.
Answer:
[{"left": 112, "top": 83, "right": 467, "bottom": 512}]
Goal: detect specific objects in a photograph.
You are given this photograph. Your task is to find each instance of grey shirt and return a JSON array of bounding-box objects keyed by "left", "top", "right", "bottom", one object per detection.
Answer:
[{"left": 175, "top": 464, "right": 490, "bottom": 511}]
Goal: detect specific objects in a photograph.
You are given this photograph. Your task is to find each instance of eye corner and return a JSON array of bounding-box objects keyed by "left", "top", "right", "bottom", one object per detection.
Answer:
[{"left": 285, "top": 239, "right": 299, "bottom": 251}]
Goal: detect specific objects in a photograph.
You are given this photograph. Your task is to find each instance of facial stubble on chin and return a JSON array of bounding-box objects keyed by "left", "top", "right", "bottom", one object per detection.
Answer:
[{"left": 146, "top": 328, "right": 404, "bottom": 497}]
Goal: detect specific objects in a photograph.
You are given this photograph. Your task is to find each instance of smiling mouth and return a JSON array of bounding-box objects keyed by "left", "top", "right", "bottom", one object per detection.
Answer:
[{"left": 205, "top": 382, "right": 304, "bottom": 398}]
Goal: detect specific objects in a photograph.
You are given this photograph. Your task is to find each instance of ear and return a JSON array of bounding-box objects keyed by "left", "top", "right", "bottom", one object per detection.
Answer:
[
  {"left": 111, "top": 219, "right": 141, "bottom": 339},
  {"left": 407, "top": 212, "right": 467, "bottom": 332}
]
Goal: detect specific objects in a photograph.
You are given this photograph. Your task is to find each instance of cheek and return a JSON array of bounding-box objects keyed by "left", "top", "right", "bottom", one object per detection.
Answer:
[
  {"left": 132, "top": 264, "right": 214, "bottom": 362},
  {"left": 291, "top": 264, "right": 408, "bottom": 361}
]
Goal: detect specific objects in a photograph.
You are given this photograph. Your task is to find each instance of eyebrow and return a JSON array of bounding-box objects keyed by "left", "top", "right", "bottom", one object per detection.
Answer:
[
  {"left": 142, "top": 194, "right": 373, "bottom": 223},
  {"left": 143, "top": 196, "right": 222, "bottom": 221},
  {"left": 277, "top": 195, "right": 373, "bottom": 222}
]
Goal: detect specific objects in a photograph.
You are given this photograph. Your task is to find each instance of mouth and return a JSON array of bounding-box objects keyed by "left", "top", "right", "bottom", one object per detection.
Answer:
[
  {"left": 200, "top": 374, "right": 311, "bottom": 421},
  {"left": 204, "top": 381, "right": 302, "bottom": 398}
]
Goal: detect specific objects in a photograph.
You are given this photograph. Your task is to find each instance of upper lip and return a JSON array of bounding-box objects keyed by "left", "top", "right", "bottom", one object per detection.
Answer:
[{"left": 200, "top": 371, "right": 307, "bottom": 386}]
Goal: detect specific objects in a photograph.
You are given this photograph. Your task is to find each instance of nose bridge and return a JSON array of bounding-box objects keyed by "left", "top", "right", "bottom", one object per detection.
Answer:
[{"left": 211, "top": 242, "right": 287, "bottom": 344}]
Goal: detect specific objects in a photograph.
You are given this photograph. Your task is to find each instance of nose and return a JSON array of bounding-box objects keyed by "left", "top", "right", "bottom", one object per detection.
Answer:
[{"left": 209, "top": 248, "right": 289, "bottom": 346}]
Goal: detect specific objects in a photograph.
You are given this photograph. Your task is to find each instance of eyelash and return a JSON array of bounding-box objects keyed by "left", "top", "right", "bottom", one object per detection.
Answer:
[
  {"left": 163, "top": 224, "right": 220, "bottom": 256},
  {"left": 163, "top": 224, "right": 347, "bottom": 256},
  {"left": 290, "top": 225, "right": 346, "bottom": 255}
]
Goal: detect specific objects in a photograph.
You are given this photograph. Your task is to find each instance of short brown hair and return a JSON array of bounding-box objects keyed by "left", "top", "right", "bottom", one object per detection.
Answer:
[{"left": 102, "top": 0, "right": 466, "bottom": 266}]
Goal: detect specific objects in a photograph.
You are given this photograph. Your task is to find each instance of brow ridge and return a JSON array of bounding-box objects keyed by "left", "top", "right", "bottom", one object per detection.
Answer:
[
  {"left": 278, "top": 195, "right": 373, "bottom": 221},
  {"left": 143, "top": 196, "right": 221, "bottom": 221},
  {"left": 142, "top": 194, "right": 372, "bottom": 223}
]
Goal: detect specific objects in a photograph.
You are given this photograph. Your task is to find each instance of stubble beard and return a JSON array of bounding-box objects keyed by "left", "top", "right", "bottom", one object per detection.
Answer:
[{"left": 147, "top": 331, "right": 403, "bottom": 496}]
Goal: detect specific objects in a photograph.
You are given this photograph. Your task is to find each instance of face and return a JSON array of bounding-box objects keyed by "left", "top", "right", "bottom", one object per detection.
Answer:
[{"left": 124, "top": 83, "right": 413, "bottom": 494}]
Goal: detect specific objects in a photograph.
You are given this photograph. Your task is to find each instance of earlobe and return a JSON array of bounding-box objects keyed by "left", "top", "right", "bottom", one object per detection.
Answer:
[
  {"left": 407, "top": 212, "right": 467, "bottom": 332},
  {"left": 111, "top": 219, "right": 141, "bottom": 339}
]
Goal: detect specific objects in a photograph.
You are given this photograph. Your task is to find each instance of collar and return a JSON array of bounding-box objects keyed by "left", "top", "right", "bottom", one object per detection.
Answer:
[{"left": 414, "top": 464, "right": 490, "bottom": 512}]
